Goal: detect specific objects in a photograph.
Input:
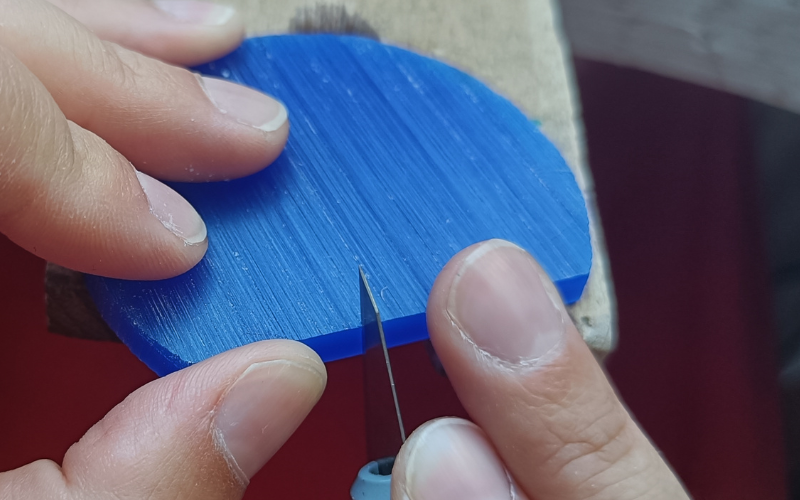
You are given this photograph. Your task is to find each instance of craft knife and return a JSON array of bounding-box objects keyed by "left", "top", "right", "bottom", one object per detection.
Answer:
[{"left": 350, "top": 267, "right": 406, "bottom": 499}]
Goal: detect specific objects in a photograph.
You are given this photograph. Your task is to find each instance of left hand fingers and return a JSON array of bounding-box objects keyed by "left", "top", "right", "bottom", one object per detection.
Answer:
[
  {"left": 46, "top": 0, "right": 245, "bottom": 66},
  {"left": 1, "top": 0, "right": 287, "bottom": 182},
  {"left": 0, "top": 340, "right": 326, "bottom": 500}
]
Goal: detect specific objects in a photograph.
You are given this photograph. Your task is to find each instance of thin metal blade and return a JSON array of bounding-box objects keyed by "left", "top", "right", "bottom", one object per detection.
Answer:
[{"left": 360, "top": 266, "right": 406, "bottom": 461}]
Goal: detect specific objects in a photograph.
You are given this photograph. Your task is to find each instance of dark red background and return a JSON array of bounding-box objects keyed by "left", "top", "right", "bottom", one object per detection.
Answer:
[{"left": 0, "top": 62, "right": 787, "bottom": 498}]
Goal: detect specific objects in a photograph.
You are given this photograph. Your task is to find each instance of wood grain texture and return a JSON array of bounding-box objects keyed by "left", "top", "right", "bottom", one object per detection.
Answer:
[
  {"left": 85, "top": 35, "right": 592, "bottom": 375},
  {"left": 44, "top": 263, "right": 119, "bottom": 342},
  {"left": 561, "top": 0, "right": 800, "bottom": 113}
]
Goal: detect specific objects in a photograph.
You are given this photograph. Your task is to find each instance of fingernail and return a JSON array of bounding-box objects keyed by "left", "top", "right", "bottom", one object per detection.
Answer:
[
  {"left": 153, "top": 0, "right": 235, "bottom": 26},
  {"left": 199, "top": 76, "right": 288, "bottom": 132},
  {"left": 403, "top": 419, "right": 514, "bottom": 500},
  {"left": 214, "top": 360, "right": 325, "bottom": 480},
  {"left": 448, "top": 239, "right": 565, "bottom": 364},
  {"left": 136, "top": 171, "right": 207, "bottom": 245}
]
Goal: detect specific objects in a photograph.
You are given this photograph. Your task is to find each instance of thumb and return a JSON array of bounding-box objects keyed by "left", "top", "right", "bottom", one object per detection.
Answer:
[
  {"left": 392, "top": 240, "right": 688, "bottom": 500},
  {"left": 0, "top": 340, "right": 326, "bottom": 500}
]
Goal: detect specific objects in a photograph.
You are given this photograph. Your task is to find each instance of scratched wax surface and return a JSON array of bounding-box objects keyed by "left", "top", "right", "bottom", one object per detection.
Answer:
[{"left": 86, "top": 35, "right": 592, "bottom": 376}]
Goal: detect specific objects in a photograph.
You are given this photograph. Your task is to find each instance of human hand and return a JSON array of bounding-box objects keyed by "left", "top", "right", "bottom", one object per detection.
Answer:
[
  {"left": 0, "top": 0, "right": 288, "bottom": 279},
  {"left": 392, "top": 240, "right": 690, "bottom": 500},
  {"left": 0, "top": 339, "right": 326, "bottom": 499}
]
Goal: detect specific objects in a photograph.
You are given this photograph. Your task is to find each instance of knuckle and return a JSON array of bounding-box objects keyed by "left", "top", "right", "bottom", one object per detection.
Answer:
[
  {"left": 80, "top": 42, "right": 189, "bottom": 128},
  {"left": 101, "top": 42, "right": 184, "bottom": 99},
  {"left": 100, "top": 43, "right": 146, "bottom": 89},
  {"left": 531, "top": 377, "right": 645, "bottom": 497},
  {"left": 0, "top": 53, "right": 74, "bottom": 229},
  {"left": 545, "top": 403, "right": 658, "bottom": 500}
]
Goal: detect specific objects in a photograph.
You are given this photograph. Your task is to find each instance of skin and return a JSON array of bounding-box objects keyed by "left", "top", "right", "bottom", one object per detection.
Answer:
[
  {"left": 0, "top": 2, "right": 691, "bottom": 498},
  {"left": 392, "top": 240, "right": 690, "bottom": 500},
  {"left": 0, "top": 0, "right": 287, "bottom": 279}
]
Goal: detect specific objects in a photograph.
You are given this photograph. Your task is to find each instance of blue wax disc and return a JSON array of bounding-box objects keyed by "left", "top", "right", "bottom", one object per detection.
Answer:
[{"left": 86, "top": 35, "right": 591, "bottom": 376}]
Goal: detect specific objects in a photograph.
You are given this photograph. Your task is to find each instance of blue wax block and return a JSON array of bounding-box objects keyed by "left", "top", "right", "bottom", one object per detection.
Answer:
[{"left": 85, "top": 35, "right": 592, "bottom": 376}]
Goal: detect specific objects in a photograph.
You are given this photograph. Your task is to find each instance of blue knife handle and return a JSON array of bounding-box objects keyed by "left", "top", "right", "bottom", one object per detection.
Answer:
[{"left": 350, "top": 458, "right": 394, "bottom": 499}]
